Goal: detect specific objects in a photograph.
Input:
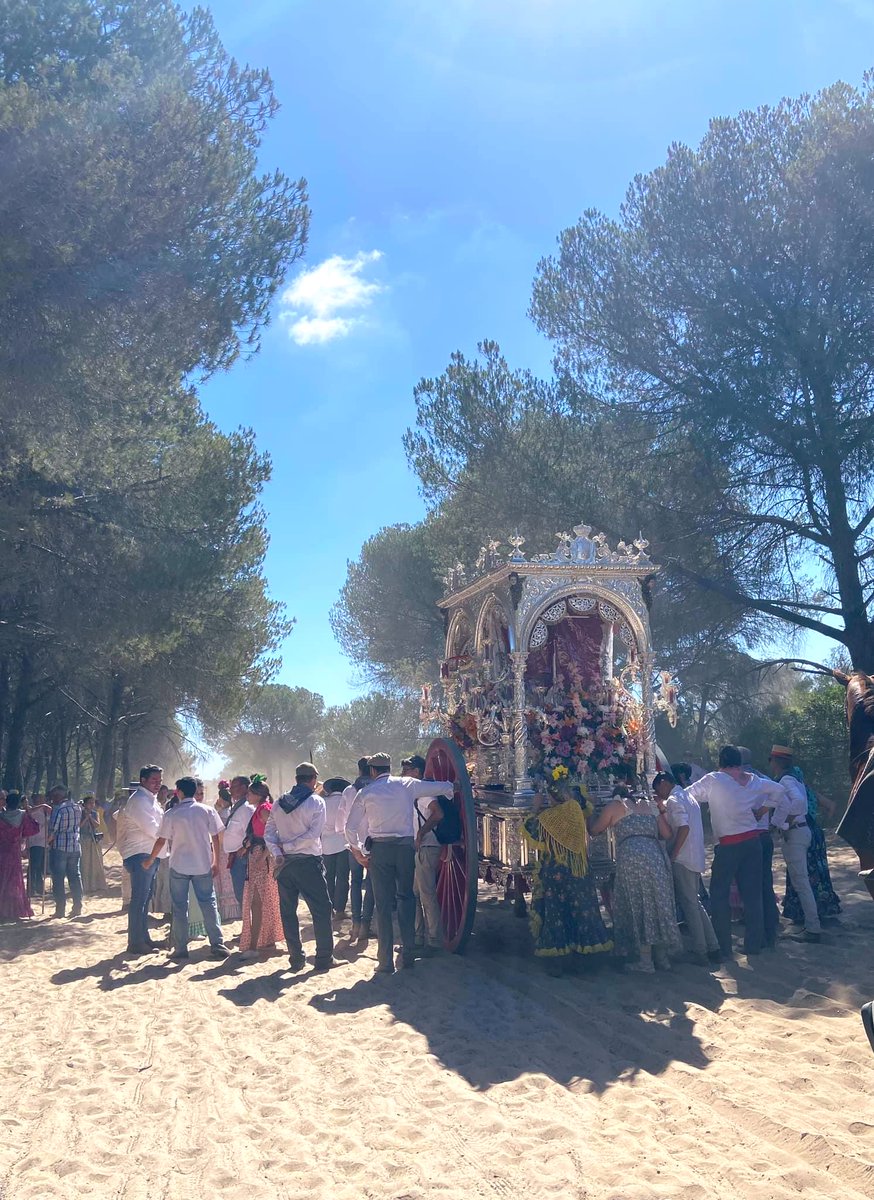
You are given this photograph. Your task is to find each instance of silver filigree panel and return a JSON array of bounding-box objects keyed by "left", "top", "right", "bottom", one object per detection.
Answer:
[
  {"left": 528, "top": 620, "right": 548, "bottom": 650},
  {"left": 618, "top": 623, "right": 635, "bottom": 647},
  {"left": 568, "top": 595, "right": 597, "bottom": 614},
  {"left": 540, "top": 600, "right": 567, "bottom": 624}
]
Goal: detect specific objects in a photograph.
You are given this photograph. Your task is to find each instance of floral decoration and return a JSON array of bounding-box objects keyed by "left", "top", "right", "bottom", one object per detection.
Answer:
[{"left": 526, "top": 691, "right": 639, "bottom": 784}]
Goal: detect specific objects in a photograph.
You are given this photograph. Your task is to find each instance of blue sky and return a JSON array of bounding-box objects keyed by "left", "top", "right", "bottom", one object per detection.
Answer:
[{"left": 200, "top": 0, "right": 871, "bottom": 713}]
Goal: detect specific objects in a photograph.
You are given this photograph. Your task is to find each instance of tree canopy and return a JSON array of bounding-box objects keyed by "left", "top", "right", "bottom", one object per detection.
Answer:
[
  {"left": 320, "top": 690, "right": 426, "bottom": 781},
  {"left": 532, "top": 77, "right": 874, "bottom": 669},
  {"left": 221, "top": 685, "right": 325, "bottom": 795},
  {"left": 336, "top": 341, "right": 769, "bottom": 698},
  {"left": 0, "top": 1, "right": 308, "bottom": 794},
  {"left": 335, "top": 78, "right": 874, "bottom": 780}
]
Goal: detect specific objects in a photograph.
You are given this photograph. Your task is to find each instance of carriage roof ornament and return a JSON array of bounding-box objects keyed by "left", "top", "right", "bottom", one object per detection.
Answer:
[
  {"left": 438, "top": 521, "right": 658, "bottom": 607},
  {"left": 508, "top": 531, "right": 526, "bottom": 561}
]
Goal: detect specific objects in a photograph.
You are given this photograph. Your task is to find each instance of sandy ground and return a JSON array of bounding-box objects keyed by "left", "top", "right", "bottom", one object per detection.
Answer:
[{"left": 1, "top": 840, "right": 873, "bottom": 1200}]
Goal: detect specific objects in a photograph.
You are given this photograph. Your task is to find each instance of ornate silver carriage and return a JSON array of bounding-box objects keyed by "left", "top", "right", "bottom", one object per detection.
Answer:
[{"left": 420, "top": 523, "right": 677, "bottom": 953}]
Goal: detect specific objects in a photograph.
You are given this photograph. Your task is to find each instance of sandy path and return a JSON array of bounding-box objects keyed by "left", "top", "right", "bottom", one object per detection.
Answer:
[{"left": 1, "top": 841, "right": 873, "bottom": 1200}]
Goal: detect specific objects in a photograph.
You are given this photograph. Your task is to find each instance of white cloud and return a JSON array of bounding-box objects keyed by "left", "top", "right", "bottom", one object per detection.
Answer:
[{"left": 280, "top": 250, "right": 384, "bottom": 345}]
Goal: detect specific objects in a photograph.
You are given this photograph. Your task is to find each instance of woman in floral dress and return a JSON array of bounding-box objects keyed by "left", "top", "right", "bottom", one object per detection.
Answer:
[
  {"left": 782, "top": 767, "right": 841, "bottom": 925},
  {"left": 212, "top": 782, "right": 241, "bottom": 925},
  {"left": 589, "top": 786, "right": 681, "bottom": 972},
  {"left": 150, "top": 785, "right": 173, "bottom": 921},
  {"left": 238, "top": 778, "right": 284, "bottom": 955},
  {"left": 522, "top": 780, "right": 612, "bottom": 973},
  {"left": 79, "top": 795, "right": 107, "bottom": 894}
]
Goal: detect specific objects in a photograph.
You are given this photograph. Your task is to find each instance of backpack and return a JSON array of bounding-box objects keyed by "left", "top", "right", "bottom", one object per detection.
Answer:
[{"left": 418, "top": 793, "right": 462, "bottom": 845}]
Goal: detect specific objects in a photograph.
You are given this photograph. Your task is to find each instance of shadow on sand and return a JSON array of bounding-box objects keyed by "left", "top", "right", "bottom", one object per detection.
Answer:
[{"left": 19, "top": 842, "right": 874, "bottom": 1092}]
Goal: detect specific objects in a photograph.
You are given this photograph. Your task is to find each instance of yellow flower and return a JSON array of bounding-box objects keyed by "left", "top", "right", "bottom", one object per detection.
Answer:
[{"left": 551, "top": 765, "right": 569, "bottom": 781}]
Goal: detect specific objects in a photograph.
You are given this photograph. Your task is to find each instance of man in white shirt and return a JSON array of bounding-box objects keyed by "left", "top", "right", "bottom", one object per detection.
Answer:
[
  {"left": 738, "top": 746, "right": 782, "bottom": 951},
  {"left": 346, "top": 752, "right": 452, "bottom": 974},
  {"left": 321, "top": 777, "right": 352, "bottom": 921},
  {"left": 685, "top": 745, "right": 783, "bottom": 959},
  {"left": 656, "top": 773, "right": 720, "bottom": 965},
  {"left": 222, "top": 774, "right": 254, "bottom": 908},
  {"left": 117, "top": 764, "right": 166, "bottom": 955},
  {"left": 142, "top": 776, "right": 228, "bottom": 961},
  {"left": 338, "top": 758, "right": 374, "bottom": 942},
  {"left": 768, "top": 745, "right": 822, "bottom": 941},
  {"left": 404, "top": 754, "right": 445, "bottom": 954},
  {"left": 265, "top": 762, "right": 336, "bottom": 971}
]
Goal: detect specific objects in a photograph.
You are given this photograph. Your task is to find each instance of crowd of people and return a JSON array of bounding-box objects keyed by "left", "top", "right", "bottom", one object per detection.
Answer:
[
  {"left": 524, "top": 742, "right": 841, "bottom": 974},
  {"left": 0, "top": 751, "right": 456, "bottom": 978},
  {"left": 0, "top": 742, "right": 843, "bottom": 983},
  {"left": 0, "top": 783, "right": 109, "bottom": 922}
]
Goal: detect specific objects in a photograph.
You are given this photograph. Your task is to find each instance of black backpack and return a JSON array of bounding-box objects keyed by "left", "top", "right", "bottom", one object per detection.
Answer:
[{"left": 418, "top": 794, "right": 462, "bottom": 845}]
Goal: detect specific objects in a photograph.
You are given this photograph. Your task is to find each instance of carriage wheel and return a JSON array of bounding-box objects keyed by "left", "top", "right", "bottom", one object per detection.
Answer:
[{"left": 424, "top": 737, "right": 478, "bottom": 954}]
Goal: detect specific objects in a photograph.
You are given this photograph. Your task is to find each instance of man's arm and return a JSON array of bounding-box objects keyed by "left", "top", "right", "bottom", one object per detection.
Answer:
[
  {"left": 345, "top": 795, "right": 370, "bottom": 866},
  {"left": 684, "top": 776, "right": 711, "bottom": 805},
  {"left": 670, "top": 826, "right": 690, "bottom": 861},
  {"left": 264, "top": 809, "right": 283, "bottom": 859},
  {"left": 665, "top": 797, "right": 689, "bottom": 860},
  {"left": 409, "top": 779, "right": 453, "bottom": 799},
  {"left": 210, "top": 833, "right": 221, "bottom": 875},
  {"left": 337, "top": 784, "right": 359, "bottom": 835},
  {"left": 753, "top": 778, "right": 789, "bottom": 829},
  {"left": 142, "top": 837, "right": 167, "bottom": 869},
  {"left": 143, "top": 810, "right": 175, "bottom": 867},
  {"left": 415, "top": 798, "right": 444, "bottom": 848}
]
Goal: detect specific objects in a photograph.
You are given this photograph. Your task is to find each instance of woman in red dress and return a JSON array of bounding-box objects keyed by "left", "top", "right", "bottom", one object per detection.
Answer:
[{"left": 0, "top": 793, "right": 40, "bottom": 921}]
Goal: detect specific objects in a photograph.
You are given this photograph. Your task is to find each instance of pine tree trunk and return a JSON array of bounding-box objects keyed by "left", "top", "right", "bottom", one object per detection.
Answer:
[
  {"left": 93, "top": 671, "right": 125, "bottom": 801},
  {"left": 57, "top": 715, "right": 69, "bottom": 788},
  {"left": 3, "top": 651, "right": 33, "bottom": 791},
  {"left": 121, "top": 719, "right": 131, "bottom": 790},
  {"left": 0, "top": 658, "right": 9, "bottom": 766},
  {"left": 46, "top": 742, "right": 58, "bottom": 792},
  {"left": 693, "top": 687, "right": 710, "bottom": 760},
  {"left": 74, "top": 724, "right": 83, "bottom": 798}
]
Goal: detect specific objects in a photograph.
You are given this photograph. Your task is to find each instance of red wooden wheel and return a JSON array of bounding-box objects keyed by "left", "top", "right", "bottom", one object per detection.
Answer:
[{"left": 424, "top": 737, "right": 478, "bottom": 954}]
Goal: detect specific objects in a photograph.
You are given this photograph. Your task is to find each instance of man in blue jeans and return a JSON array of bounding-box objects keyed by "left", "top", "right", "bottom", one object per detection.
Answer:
[
  {"left": 117, "top": 764, "right": 165, "bottom": 955},
  {"left": 48, "top": 785, "right": 84, "bottom": 917},
  {"left": 142, "top": 776, "right": 229, "bottom": 961},
  {"left": 340, "top": 759, "right": 375, "bottom": 942}
]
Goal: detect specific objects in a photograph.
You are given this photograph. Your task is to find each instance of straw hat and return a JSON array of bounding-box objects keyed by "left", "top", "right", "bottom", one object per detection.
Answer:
[{"left": 769, "top": 744, "right": 794, "bottom": 759}]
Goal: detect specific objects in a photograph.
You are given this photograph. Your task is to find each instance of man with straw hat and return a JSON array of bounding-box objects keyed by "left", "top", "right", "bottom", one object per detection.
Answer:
[{"left": 768, "top": 744, "right": 822, "bottom": 943}]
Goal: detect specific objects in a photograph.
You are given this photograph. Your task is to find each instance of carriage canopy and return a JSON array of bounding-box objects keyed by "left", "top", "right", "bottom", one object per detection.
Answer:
[{"left": 426, "top": 523, "right": 677, "bottom": 803}]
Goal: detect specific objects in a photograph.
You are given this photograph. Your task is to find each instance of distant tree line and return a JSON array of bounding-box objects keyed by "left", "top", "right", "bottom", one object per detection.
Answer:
[{"left": 220, "top": 685, "right": 427, "bottom": 792}]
